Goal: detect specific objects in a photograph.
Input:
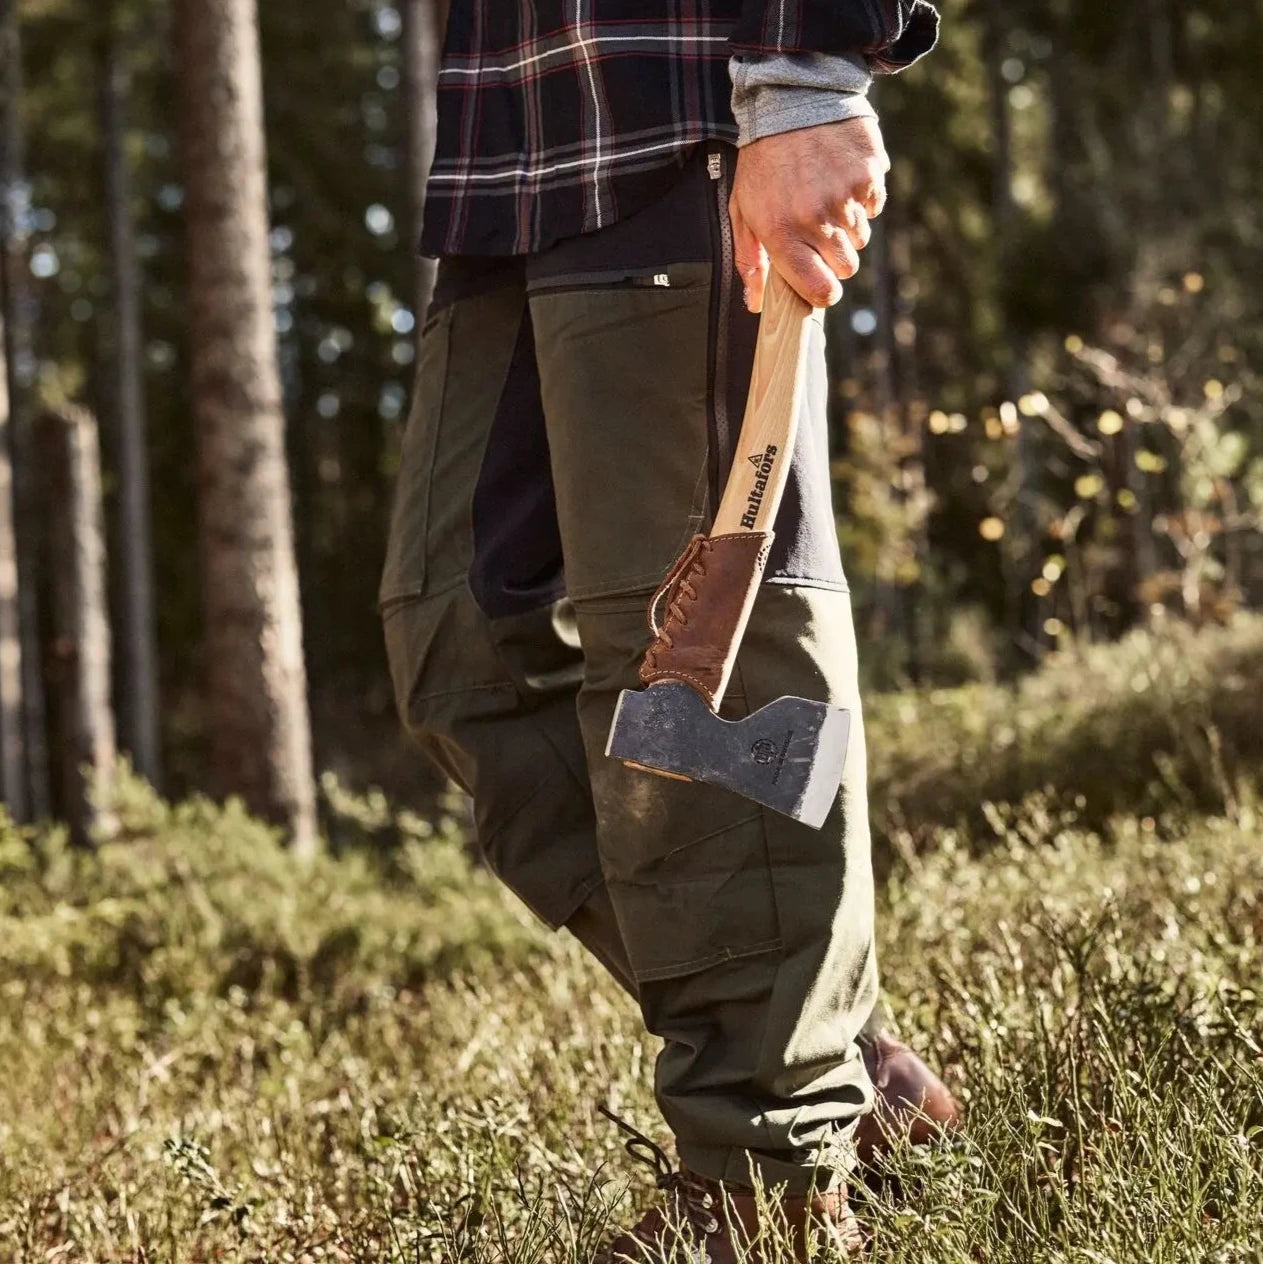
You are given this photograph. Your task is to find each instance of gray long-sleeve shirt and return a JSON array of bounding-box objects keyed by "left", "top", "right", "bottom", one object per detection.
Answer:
[{"left": 731, "top": 52, "right": 875, "bottom": 146}]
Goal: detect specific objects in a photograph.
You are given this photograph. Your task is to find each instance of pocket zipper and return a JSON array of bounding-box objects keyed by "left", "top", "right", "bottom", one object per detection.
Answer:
[
  {"left": 707, "top": 146, "right": 736, "bottom": 487},
  {"left": 527, "top": 268, "right": 678, "bottom": 297}
]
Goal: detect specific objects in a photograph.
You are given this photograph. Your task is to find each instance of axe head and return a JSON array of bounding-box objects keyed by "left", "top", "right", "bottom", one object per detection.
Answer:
[{"left": 605, "top": 680, "right": 850, "bottom": 829}]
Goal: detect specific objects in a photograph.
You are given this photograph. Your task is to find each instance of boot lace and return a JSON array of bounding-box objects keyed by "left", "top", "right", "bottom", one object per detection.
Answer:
[
  {"left": 599, "top": 1104, "right": 722, "bottom": 1241},
  {"left": 645, "top": 535, "right": 712, "bottom": 661}
]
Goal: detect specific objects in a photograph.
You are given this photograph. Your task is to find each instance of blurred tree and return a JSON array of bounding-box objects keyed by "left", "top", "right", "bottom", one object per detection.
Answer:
[
  {"left": 97, "top": 0, "right": 161, "bottom": 787},
  {"left": 401, "top": 0, "right": 442, "bottom": 325},
  {"left": 257, "top": 0, "right": 418, "bottom": 776},
  {"left": 38, "top": 402, "right": 115, "bottom": 845},
  {"left": 0, "top": 301, "right": 23, "bottom": 817},
  {"left": 6, "top": 0, "right": 1263, "bottom": 807},
  {"left": 173, "top": 0, "right": 317, "bottom": 851},
  {"left": 1, "top": 0, "right": 49, "bottom": 816}
]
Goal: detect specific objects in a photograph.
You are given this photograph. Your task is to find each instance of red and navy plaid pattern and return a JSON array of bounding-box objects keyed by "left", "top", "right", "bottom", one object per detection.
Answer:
[{"left": 422, "top": 1, "right": 939, "bottom": 258}]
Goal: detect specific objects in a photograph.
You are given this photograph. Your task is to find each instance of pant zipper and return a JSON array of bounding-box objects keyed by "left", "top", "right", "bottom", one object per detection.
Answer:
[{"left": 707, "top": 146, "right": 736, "bottom": 505}]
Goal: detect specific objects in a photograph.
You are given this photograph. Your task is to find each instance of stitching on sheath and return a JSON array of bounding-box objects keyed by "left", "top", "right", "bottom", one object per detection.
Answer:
[
  {"left": 641, "top": 667, "right": 715, "bottom": 705},
  {"left": 706, "top": 531, "right": 768, "bottom": 545}
]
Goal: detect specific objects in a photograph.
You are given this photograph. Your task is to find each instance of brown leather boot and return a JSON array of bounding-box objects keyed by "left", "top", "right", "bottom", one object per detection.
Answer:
[
  {"left": 855, "top": 1031, "right": 962, "bottom": 1166},
  {"left": 600, "top": 1108, "right": 862, "bottom": 1263}
]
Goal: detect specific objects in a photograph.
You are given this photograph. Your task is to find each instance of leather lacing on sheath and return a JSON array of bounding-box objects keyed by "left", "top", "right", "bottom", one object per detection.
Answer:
[
  {"left": 644, "top": 534, "right": 712, "bottom": 663},
  {"left": 598, "top": 1104, "right": 723, "bottom": 1246}
]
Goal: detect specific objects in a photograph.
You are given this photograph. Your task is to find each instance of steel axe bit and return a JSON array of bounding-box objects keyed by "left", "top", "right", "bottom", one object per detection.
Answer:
[
  {"left": 605, "top": 271, "right": 851, "bottom": 828},
  {"left": 607, "top": 681, "right": 850, "bottom": 829}
]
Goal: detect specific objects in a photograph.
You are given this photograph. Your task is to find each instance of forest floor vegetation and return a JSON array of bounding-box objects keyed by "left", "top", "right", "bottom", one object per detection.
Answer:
[{"left": 1, "top": 618, "right": 1261, "bottom": 1261}]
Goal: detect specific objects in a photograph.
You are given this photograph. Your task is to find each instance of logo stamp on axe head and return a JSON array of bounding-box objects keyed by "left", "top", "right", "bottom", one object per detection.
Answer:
[
  {"left": 606, "top": 681, "right": 850, "bottom": 829},
  {"left": 604, "top": 273, "right": 850, "bottom": 829}
]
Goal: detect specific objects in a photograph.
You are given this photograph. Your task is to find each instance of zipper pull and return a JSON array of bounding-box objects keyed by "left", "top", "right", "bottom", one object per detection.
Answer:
[{"left": 707, "top": 151, "right": 722, "bottom": 181}]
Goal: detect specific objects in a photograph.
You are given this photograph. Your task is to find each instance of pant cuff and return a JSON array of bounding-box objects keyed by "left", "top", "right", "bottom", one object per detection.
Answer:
[{"left": 676, "top": 1122, "right": 859, "bottom": 1196}]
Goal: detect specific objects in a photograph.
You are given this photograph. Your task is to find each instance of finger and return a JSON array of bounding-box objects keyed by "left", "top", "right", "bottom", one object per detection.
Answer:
[
  {"left": 814, "top": 222, "right": 862, "bottom": 281},
  {"left": 862, "top": 177, "right": 888, "bottom": 220},
  {"left": 729, "top": 195, "right": 769, "bottom": 313},
  {"left": 833, "top": 200, "right": 872, "bottom": 253},
  {"left": 766, "top": 239, "right": 843, "bottom": 309}
]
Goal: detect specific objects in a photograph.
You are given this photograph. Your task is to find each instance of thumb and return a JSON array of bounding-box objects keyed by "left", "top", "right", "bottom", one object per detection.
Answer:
[{"left": 729, "top": 195, "right": 768, "bottom": 314}]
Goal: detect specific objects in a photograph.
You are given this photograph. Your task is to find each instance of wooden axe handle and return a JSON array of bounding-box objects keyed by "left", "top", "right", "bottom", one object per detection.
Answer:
[
  {"left": 712, "top": 269, "right": 816, "bottom": 536},
  {"left": 621, "top": 271, "right": 820, "bottom": 734}
]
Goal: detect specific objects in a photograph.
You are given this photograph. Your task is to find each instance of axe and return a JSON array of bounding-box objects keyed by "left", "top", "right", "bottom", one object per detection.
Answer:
[{"left": 605, "top": 269, "right": 851, "bottom": 829}]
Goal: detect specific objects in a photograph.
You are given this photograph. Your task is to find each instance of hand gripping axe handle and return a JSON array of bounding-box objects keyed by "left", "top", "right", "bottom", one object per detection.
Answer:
[{"left": 605, "top": 270, "right": 852, "bottom": 828}]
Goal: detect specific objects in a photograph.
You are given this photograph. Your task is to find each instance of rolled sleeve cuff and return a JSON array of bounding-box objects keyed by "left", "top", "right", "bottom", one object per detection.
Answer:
[{"left": 731, "top": 52, "right": 876, "bottom": 148}]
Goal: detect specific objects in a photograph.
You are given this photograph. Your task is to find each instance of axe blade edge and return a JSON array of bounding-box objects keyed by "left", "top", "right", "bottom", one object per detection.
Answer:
[{"left": 606, "top": 682, "right": 851, "bottom": 829}]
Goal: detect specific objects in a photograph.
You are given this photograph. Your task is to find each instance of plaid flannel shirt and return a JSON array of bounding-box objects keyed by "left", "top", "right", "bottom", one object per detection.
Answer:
[{"left": 422, "top": 1, "right": 939, "bottom": 258}]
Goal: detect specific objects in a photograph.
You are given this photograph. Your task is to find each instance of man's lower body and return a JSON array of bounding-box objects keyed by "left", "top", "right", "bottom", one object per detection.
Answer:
[{"left": 381, "top": 143, "right": 951, "bottom": 1228}]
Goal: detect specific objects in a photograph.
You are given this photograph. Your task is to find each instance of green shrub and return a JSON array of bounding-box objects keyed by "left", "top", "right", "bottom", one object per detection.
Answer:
[
  {"left": 0, "top": 773, "right": 538, "bottom": 1015},
  {"left": 868, "top": 613, "right": 1262, "bottom": 848}
]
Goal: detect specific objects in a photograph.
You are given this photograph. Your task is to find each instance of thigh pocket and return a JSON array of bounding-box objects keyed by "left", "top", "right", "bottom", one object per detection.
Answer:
[
  {"left": 528, "top": 265, "right": 714, "bottom": 601},
  {"left": 602, "top": 788, "right": 784, "bottom": 984},
  {"left": 575, "top": 591, "right": 782, "bottom": 982},
  {"left": 383, "top": 588, "right": 600, "bottom": 929},
  {"left": 380, "top": 307, "right": 455, "bottom": 606},
  {"left": 382, "top": 583, "right": 515, "bottom": 785},
  {"left": 591, "top": 732, "right": 783, "bottom": 983}
]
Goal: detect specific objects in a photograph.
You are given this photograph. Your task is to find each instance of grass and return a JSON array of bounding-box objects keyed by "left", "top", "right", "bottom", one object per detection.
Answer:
[{"left": 1, "top": 622, "right": 1262, "bottom": 1261}]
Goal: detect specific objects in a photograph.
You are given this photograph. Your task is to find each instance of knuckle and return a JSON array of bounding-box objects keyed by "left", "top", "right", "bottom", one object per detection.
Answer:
[
  {"left": 831, "top": 246, "right": 858, "bottom": 279},
  {"left": 767, "top": 213, "right": 799, "bottom": 245},
  {"left": 805, "top": 201, "right": 833, "bottom": 230}
]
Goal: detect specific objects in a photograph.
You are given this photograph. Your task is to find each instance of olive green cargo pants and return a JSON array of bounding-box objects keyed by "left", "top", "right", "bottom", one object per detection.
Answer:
[{"left": 381, "top": 144, "right": 878, "bottom": 1192}]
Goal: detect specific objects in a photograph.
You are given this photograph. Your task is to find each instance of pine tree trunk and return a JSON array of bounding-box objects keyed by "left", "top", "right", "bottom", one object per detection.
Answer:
[
  {"left": 402, "top": 0, "right": 442, "bottom": 326},
  {"left": 0, "top": 302, "right": 23, "bottom": 819},
  {"left": 98, "top": 3, "right": 162, "bottom": 788},
  {"left": 174, "top": 0, "right": 318, "bottom": 854},
  {"left": 982, "top": 0, "right": 1015, "bottom": 233},
  {"left": 38, "top": 405, "right": 116, "bottom": 847},
  {"left": 0, "top": 0, "right": 49, "bottom": 818}
]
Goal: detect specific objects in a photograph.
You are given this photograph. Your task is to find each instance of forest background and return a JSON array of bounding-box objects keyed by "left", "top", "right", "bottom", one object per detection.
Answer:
[
  {"left": 2, "top": 0, "right": 1261, "bottom": 841},
  {"left": 4, "top": 3, "right": 1263, "bottom": 1257}
]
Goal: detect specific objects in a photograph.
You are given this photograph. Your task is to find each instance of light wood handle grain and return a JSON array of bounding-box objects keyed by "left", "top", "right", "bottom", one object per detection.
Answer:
[{"left": 712, "top": 268, "right": 815, "bottom": 536}]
